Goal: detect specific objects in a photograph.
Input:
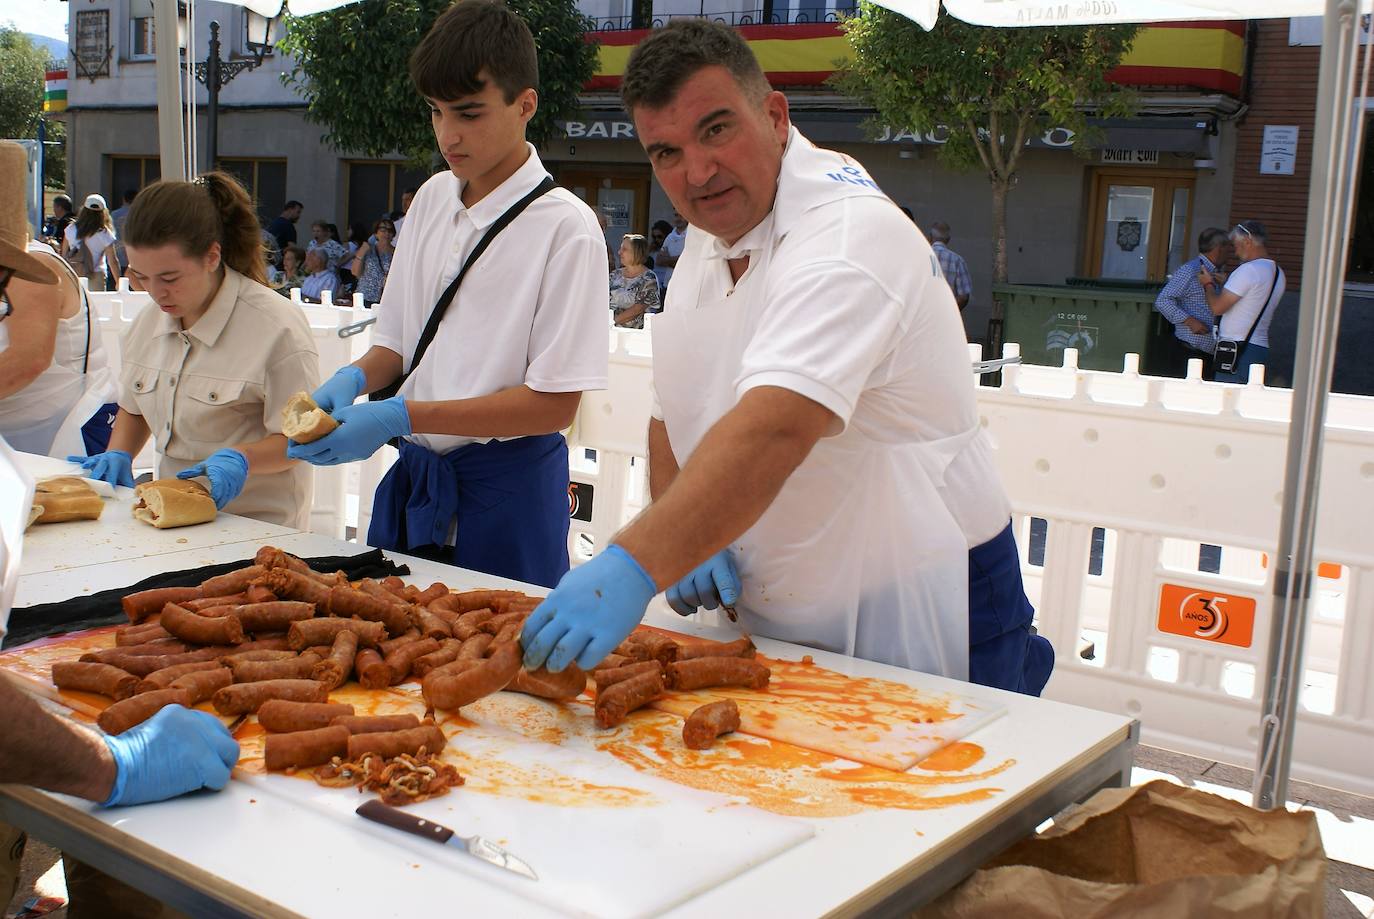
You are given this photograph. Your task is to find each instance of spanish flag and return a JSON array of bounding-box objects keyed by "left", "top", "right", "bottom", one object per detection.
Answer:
[{"left": 44, "top": 68, "right": 68, "bottom": 113}]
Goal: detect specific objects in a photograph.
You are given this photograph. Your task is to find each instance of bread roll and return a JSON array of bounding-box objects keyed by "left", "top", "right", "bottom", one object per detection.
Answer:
[
  {"left": 281, "top": 392, "right": 338, "bottom": 444},
  {"left": 31, "top": 476, "right": 105, "bottom": 524},
  {"left": 132, "top": 478, "right": 217, "bottom": 529}
]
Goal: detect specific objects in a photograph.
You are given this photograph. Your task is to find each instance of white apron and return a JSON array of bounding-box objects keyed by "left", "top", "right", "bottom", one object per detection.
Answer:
[{"left": 653, "top": 209, "right": 974, "bottom": 679}]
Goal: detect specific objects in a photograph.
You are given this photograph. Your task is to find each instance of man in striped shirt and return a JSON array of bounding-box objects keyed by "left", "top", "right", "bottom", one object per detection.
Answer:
[
  {"left": 1154, "top": 227, "right": 1231, "bottom": 379},
  {"left": 929, "top": 221, "right": 972, "bottom": 311}
]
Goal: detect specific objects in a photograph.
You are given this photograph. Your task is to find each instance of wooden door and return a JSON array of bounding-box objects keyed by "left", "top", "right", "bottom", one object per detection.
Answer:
[{"left": 1084, "top": 169, "right": 1196, "bottom": 282}]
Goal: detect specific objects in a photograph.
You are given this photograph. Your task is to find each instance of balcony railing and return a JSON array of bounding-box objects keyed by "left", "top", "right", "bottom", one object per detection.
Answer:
[{"left": 587, "top": 6, "right": 854, "bottom": 30}]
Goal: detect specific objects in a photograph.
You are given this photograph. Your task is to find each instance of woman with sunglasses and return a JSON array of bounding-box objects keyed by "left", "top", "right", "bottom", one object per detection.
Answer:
[
  {"left": 1200, "top": 220, "right": 1286, "bottom": 384},
  {"left": 351, "top": 218, "right": 396, "bottom": 307},
  {"left": 0, "top": 142, "right": 118, "bottom": 458}
]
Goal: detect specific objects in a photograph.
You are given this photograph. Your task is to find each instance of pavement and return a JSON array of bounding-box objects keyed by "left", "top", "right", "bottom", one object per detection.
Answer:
[{"left": 6, "top": 743, "right": 1370, "bottom": 917}]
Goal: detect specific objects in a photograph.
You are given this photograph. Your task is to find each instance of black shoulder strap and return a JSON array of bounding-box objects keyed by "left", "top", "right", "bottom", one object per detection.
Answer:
[
  {"left": 371, "top": 176, "right": 555, "bottom": 402},
  {"left": 1239, "top": 260, "right": 1281, "bottom": 346}
]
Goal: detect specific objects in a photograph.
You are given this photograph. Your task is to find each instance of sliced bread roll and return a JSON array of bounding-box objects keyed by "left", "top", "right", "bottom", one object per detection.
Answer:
[
  {"left": 31, "top": 476, "right": 105, "bottom": 524},
  {"left": 133, "top": 478, "right": 217, "bottom": 529},
  {"left": 281, "top": 392, "right": 338, "bottom": 444}
]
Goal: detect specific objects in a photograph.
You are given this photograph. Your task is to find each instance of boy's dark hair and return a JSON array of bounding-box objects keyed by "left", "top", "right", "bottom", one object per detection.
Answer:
[
  {"left": 622, "top": 19, "right": 770, "bottom": 113},
  {"left": 410, "top": 0, "right": 539, "bottom": 104}
]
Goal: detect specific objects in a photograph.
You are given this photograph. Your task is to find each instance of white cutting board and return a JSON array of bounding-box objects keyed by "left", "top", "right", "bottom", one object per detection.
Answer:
[{"left": 234, "top": 694, "right": 814, "bottom": 919}]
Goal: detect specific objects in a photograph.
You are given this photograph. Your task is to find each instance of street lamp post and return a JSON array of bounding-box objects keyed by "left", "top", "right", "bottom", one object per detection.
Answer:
[{"left": 184, "top": 14, "right": 278, "bottom": 174}]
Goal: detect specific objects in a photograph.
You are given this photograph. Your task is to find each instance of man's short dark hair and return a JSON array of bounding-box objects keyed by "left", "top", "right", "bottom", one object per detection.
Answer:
[
  {"left": 122, "top": 188, "right": 137, "bottom": 204},
  {"left": 284, "top": 200, "right": 303, "bottom": 211},
  {"left": 622, "top": 19, "right": 771, "bottom": 112},
  {"left": 1197, "top": 227, "right": 1229, "bottom": 253},
  {"left": 410, "top": 0, "right": 538, "bottom": 104},
  {"left": 53, "top": 195, "right": 72, "bottom": 214}
]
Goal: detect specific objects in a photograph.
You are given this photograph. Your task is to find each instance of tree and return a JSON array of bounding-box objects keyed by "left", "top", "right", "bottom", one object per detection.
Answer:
[
  {"left": 836, "top": 7, "right": 1138, "bottom": 343},
  {"left": 278, "top": 0, "right": 599, "bottom": 163},
  {"left": 0, "top": 27, "right": 46, "bottom": 139}
]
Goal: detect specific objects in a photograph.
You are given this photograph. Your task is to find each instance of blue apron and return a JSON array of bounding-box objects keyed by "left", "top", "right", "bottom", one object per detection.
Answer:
[
  {"left": 368, "top": 433, "right": 570, "bottom": 589},
  {"left": 968, "top": 521, "right": 1055, "bottom": 696}
]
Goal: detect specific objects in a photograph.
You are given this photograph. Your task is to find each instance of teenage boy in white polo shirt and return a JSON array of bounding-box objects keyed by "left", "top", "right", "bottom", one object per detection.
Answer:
[{"left": 288, "top": 0, "right": 607, "bottom": 587}]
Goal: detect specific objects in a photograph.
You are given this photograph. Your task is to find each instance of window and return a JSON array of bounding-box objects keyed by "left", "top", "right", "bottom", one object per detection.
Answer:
[
  {"left": 345, "top": 161, "right": 432, "bottom": 232},
  {"left": 1348, "top": 117, "right": 1374, "bottom": 283},
  {"left": 1083, "top": 169, "right": 1196, "bottom": 282},
  {"left": 217, "top": 158, "right": 288, "bottom": 225},
  {"left": 128, "top": 0, "right": 156, "bottom": 59},
  {"left": 109, "top": 156, "right": 160, "bottom": 206}
]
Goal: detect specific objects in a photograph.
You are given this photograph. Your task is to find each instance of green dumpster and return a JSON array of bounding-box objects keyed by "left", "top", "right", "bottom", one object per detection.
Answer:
[{"left": 994, "top": 283, "right": 1176, "bottom": 375}]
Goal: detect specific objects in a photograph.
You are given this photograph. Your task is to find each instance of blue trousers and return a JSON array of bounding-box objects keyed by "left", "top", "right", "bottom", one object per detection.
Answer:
[
  {"left": 968, "top": 521, "right": 1055, "bottom": 696},
  {"left": 368, "top": 434, "right": 570, "bottom": 589}
]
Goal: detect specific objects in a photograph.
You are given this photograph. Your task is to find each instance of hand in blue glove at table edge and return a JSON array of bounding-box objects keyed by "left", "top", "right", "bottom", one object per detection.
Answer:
[
  {"left": 520, "top": 544, "right": 659, "bottom": 673},
  {"left": 285, "top": 396, "right": 411, "bottom": 467},
  {"left": 175, "top": 448, "right": 249, "bottom": 509},
  {"left": 67, "top": 449, "right": 134, "bottom": 488},
  {"left": 665, "top": 549, "right": 740, "bottom": 617},
  {"left": 102, "top": 705, "right": 239, "bottom": 807},
  {"left": 311, "top": 364, "right": 367, "bottom": 415}
]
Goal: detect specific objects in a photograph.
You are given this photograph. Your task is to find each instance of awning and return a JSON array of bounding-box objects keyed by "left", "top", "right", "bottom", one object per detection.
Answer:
[{"left": 1095, "top": 117, "right": 1213, "bottom": 154}]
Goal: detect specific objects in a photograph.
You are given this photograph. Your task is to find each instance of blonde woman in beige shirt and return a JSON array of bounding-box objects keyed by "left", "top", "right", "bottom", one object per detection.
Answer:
[{"left": 71, "top": 172, "right": 320, "bottom": 528}]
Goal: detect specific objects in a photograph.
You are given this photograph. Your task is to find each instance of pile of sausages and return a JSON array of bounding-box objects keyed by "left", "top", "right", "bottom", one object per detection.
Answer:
[{"left": 49, "top": 545, "right": 773, "bottom": 761}]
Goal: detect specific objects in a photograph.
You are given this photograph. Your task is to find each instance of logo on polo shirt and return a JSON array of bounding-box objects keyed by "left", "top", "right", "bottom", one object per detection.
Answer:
[{"left": 823, "top": 165, "right": 880, "bottom": 190}]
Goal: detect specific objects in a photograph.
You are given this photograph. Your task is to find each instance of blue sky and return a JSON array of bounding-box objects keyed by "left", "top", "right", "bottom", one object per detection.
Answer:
[{"left": 0, "top": 0, "right": 69, "bottom": 41}]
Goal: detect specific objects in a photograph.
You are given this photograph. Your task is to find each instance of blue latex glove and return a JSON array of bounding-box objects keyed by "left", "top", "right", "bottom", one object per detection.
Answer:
[
  {"left": 520, "top": 544, "right": 658, "bottom": 673},
  {"left": 285, "top": 396, "right": 411, "bottom": 466},
  {"left": 67, "top": 450, "right": 133, "bottom": 488},
  {"left": 101, "top": 705, "right": 239, "bottom": 807},
  {"left": 665, "top": 549, "right": 741, "bottom": 616},
  {"left": 311, "top": 365, "right": 366, "bottom": 414},
  {"left": 176, "top": 448, "right": 249, "bottom": 509}
]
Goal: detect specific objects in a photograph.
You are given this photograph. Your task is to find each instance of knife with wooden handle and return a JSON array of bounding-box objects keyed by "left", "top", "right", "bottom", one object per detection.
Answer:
[{"left": 355, "top": 800, "right": 538, "bottom": 881}]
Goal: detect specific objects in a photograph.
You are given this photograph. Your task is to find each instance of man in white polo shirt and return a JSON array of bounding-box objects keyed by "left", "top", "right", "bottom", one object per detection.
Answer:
[
  {"left": 288, "top": 0, "right": 607, "bottom": 588},
  {"left": 523, "top": 20, "right": 1053, "bottom": 695}
]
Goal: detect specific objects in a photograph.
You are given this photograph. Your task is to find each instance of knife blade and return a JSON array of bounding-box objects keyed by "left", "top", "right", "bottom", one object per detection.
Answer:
[{"left": 355, "top": 799, "right": 538, "bottom": 881}]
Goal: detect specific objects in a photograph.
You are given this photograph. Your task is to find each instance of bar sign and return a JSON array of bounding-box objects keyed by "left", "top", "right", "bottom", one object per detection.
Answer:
[{"left": 1101, "top": 148, "right": 1160, "bottom": 165}]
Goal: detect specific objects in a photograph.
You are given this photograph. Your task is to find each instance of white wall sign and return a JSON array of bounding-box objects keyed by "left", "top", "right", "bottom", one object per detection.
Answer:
[
  {"left": 1261, "top": 126, "right": 1299, "bottom": 175},
  {"left": 1101, "top": 148, "right": 1160, "bottom": 165}
]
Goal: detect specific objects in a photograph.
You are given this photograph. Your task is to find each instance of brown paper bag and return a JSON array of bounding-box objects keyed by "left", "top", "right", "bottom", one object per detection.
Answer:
[{"left": 918, "top": 780, "right": 1325, "bottom": 919}]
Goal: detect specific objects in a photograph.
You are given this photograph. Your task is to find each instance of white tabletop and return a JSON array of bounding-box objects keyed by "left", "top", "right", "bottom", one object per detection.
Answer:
[
  {"left": 15, "top": 452, "right": 297, "bottom": 583},
  {"left": 5, "top": 531, "right": 1136, "bottom": 917}
]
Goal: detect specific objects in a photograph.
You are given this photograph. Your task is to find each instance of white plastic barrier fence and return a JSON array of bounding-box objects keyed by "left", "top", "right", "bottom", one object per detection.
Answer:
[{"left": 566, "top": 330, "right": 1374, "bottom": 797}]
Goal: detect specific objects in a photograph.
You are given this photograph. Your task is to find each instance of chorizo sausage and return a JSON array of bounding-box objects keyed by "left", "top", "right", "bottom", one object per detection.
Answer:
[
  {"left": 353, "top": 648, "right": 392, "bottom": 690},
  {"left": 87, "top": 647, "right": 227, "bottom": 677},
  {"left": 413, "top": 583, "right": 450, "bottom": 607},
  {"left": 328, "top": 586, "right": 410, "bottom": 636},
  {"left": 595, "top": 670, "right": 664, "bottom": 729},
  {"left": 453, "top": 609, "right": 495, "bottom": 640},
  {"left": 676, "top": 636, "right": 756, "bottom": 661},
  {"left": 121, "top": 586, "right": 201, "bottom": 624},
  {"left": 287, "top": 617, "right": 384, "bottom": 650},
  {"left": 383, "top": 637, "right": 441, "bottom": 685},
  {"left": 97, "top": 688, "right": 192, "bottom": 734},
  {"left": 456, "top": 633, "right": 493, "bottom": 660},
  {"left": 345, "top": 724, "right": 447, "bottom": 761},
  {"left": 201, "top": 565, "right": 268, "bottom": 598},
  {"left": 159, "top": 602, "right": 245, "bottom": 646},
  {"left": 257, "top": 700, "right": 356, "bottom": 733},
  {"left": 168, "top": 666, "right": 233, "bottom": 704},
  {"left": 591, "top": 654, "right": 630, "bottom": 672},
  {"left": 626, "top": 630, "right": 679, "bottom": 664},
  {"left": 312, "top": 629, "right": 359, "bottom": 690},
  {"left": 136, "top": 660, "right": 225, "bottom": 693},
  {"left": 412, "top": 608, "right": 453, "bottom": 641},
  {"left": 665, "top": 657, "right": 770, "bottom": 692},
  {"left": 221, "top": 649, "right": 297, "bottom": 666},
  {"left": 264, "top": 725, "right": 350, "bottom": 771},
  {"left": 682, "top": 699, "right": 741, "bottom": 750},
  {"left": 509, "top": 664, "right": 587, "bottom": 701},
  {"left": 377, "top": 631, "right": 421, "bottom": 657},
  {"left": 82, "top": 640, "right": 192, "bottom": 662},
  {"left": 225, "top": 601, "right": 316, "bottom": 633},
  {"left": 411, "top": 639, "right": 463, "bottom": 678},
  {"left": 421, "top": 640, "right": 521, "bottom": 711},
  {"left": 178, "top": 593, "right": 248, "bottom": 612},
  {"left": 593, "top": 660, "right": 663, "bottom": 692},
  {"left": 244, "top": 584, "right": 277, "bottom": 604},
  {"left": 227, "top": 653, "right": 321, "bottom": 683},
  {"left": 231, "top": 637, "right": 293, "bottom": 654},
  {"left": 479, "top": 611, "right": 526, "bottom": 636},
  {"left": 212, "top": 679, "right": 328, "bottom": 715},
  {"left": 329, "top": 714, "right": 420, "bottom": 735},
  {"left": 356, "top": 579, "right": 409, "bottom": 608},
  {"left": 255, "top": 568, "right": 333, "bottom": 607},
  {"left": 51, "top": 661, "right": 139, "bottom": 700},
  {"left": 114, "top": 621, "right": 173, "bottom": 647}
]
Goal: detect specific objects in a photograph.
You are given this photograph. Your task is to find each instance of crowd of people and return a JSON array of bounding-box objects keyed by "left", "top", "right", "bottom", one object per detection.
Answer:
[{"left": 2, "top": 10, "right": 1054, "bottom": 910}]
